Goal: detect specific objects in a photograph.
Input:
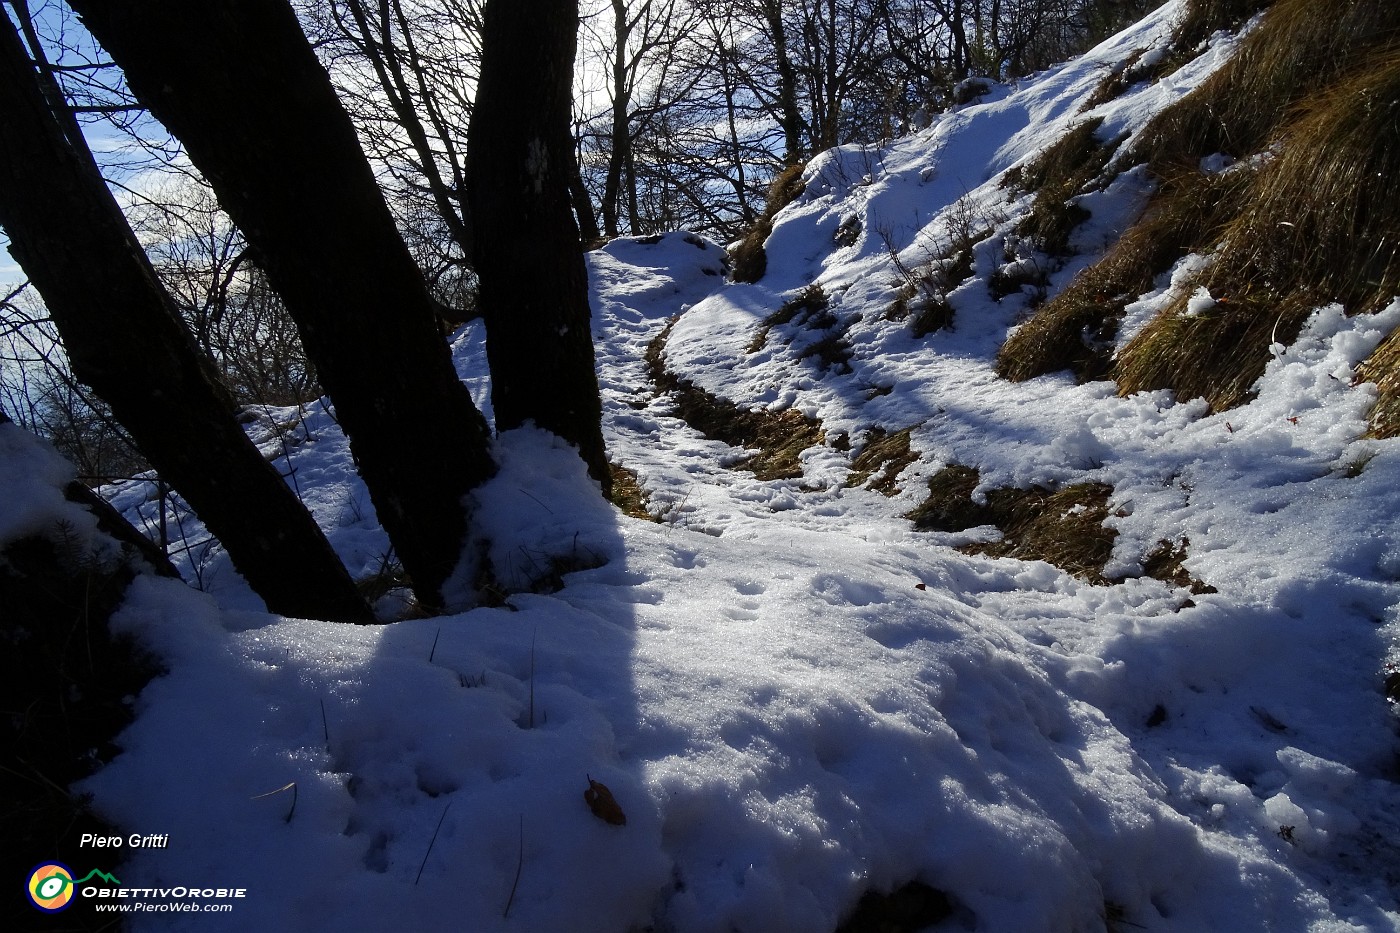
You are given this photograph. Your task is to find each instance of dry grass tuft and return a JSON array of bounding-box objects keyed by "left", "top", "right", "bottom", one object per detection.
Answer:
[
  {"left": 1231, "top": 48, "right": 1400, "bottom": 312},
  {"left": 1175, "top": 0, "right": 1276, "bottom": 51},
  {"left": 1113, "top": 289, "right": 1311, "bottom": 411},
  {"left": 748, "top": 284, "right": 854, "bottom": 374},
  {"left": 1142, "top": 538, "right": 1217, "bottom": 595},
  {"left": 847, "top": 427, "right": 919, "bottom": 494},
  {"left": 608, "top": 463, "right": 656, "bottom": 520},
  {"left": 1007, "top": 118, "right": 1123, "bottom": 256},
  {"left": 963, "top": 482, "right": 1118, "bottom": 584},
  {"left": 998, "top": 166, "right": 1251, "bottom": 383},
  {"left": 905, "top": 464, "right": 992, "bottom": 531},
  {"left": 748, "top": 284, "right": 828, "bottom": 353},
  {"left": 1119, "top": 45, "right": 1400, "bottom": 411},
  {"left": 3, "top": 530, "right": 160, "bottom": 905},
  {"left": 730, "top": 163, "right": 808, "bottom": 283},
  {"left": 1360, "top": 332, "right": 1400, "bottom": 438},
  {"left": 907, "top": 466, "right": 1119, "bottom": 583},
  {"left": 1134, "top": 0, "right": 1400, "bottom": 170}
]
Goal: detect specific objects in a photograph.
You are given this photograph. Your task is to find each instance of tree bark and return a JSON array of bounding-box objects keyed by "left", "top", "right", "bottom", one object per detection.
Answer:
[
  {"left": 0, "top": 13, "right": 373, "bottom": 623},
  {"left": 468, "top": 0, "right": 610, "bottom": 494},
  {"left": 67, "top": 0, "right": 497, "bottom": 609},
  {"left": 759, "top": 0, "right": 807, "bottom": 165}
]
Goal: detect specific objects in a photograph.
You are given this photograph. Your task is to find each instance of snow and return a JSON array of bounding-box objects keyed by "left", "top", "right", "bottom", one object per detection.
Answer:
[{"left": 7, "top": 2, "right": 1400, "bottom": 930}]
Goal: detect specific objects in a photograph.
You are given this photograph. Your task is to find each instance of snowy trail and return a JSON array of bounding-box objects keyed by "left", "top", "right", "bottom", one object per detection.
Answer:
[{"left": 12, "top": 3, "right": 1396, "bottom": 930}]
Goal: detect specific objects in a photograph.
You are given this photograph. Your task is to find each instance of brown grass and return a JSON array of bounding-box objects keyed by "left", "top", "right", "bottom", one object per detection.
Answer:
[
  {"left": 1142, "top": 538, "right": 1217, "bottom": 595},
  {"left": 1134, "top": 0, "right": 1400, "bottom": 170},
  {"left": 998, "top": 166, "right": 1251, "bottom": 383},
  {"left": 1007, "top": 118, "right": 1123, "bottom": 256},
  {"left": 1119, "top": 44, "right": 1400, "bottom": 411},
  {"left": 847, "top": 427, "right": 919, "bottom": 494},
  {"left": 646, "top": 321, "right": 824, "bottom": 480},
  {"left": 906, "top": 466, "right": 1119, "bottom": 583},
  {"left": 1175, "top": 0, "right": 1277, "bottom": 51},
  {"left": 608, "top": 463, "right": 656, "bottom": 520},
  {"left": 908, "top": 467, "right": 1218, "bottom": 590},
  {"left": 1360, "top": 333, "right": 1400, "bottom": 437},
  {"left": 748, "top": 285, "right": 828, "bottom": 353},
  {"left": 730, "top": 163, "right": 808, "bottom": 283},
  {"left": 3, "top": 530, "right": 160, "bottom": 916},
  {"left": 963, "top": 483, "right": 1118, "bottom": 584},
  {"left": 905, "top": 464, "right": 993, "bottom": 531},
  {"left": 1113, "top": 289, "right": 1310, "bottom": 411}
]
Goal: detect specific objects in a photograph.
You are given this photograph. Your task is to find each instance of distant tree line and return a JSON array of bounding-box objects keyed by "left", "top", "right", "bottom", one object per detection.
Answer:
[{"left": 310, "top": 0, "right": 1154, "bottom": 246}]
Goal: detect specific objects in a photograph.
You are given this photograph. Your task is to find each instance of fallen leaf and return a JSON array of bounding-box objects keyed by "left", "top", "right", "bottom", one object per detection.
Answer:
[{"left": 584, "top": 776, "right": 627, "bottom": 825}]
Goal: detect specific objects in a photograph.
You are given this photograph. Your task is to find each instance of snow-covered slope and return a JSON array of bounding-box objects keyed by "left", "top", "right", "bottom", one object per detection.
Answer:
[{"left": 8, "top": 2, "right": 1399, "bottom": 930}]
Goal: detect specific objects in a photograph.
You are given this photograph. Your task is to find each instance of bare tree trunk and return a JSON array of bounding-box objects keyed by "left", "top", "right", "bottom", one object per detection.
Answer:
[
  {"left": 67, "top": 0, "right": 497, "bottom": 610},
  {"left": 601, "top": 0, "right": 635, "bottom": 237},
  {"left": 759, "top": 0, "right": 807, "bottom": 165},
  {"left": 0, "top": 12, "right": 373, "bottom": 623},
  {"left": 468, "top": 0, "right": 610, "bottom": 494}
]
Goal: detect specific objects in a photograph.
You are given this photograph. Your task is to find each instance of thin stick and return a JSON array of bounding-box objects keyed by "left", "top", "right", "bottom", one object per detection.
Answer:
[
  {"left": 429, "top": 626, "right": 441, "bottom": 663},
  {"left": 415, "top": 800, "right": 452, "bottom": 885},
  {"left": 251, "top": 781, "right": 298, "bottom": 823},
  {"left": 503, "top": 814, "right": 524, "bottom": 919},
  {"left": 320, "top": 697, "right": 330, "bottom": 749},
  {"left": 527, "top": 628, "right": 537, "bottom": 729}
]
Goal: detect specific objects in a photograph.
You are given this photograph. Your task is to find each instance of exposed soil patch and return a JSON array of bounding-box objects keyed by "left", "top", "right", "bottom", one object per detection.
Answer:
[
  {"left": 608, "top": 462, "right": 657, "bottom": 521},
  {"left": 847, "top": 427, "right": 919, "bottom": 495},
  {"left": 908, "top": 465, "right": 1212, "bottom": 590},
  {"left": 646, "top": 322, "right": 824, "bottom": 481}
]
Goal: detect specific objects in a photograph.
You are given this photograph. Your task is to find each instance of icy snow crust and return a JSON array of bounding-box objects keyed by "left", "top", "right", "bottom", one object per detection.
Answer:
[{"left": 6, "top": 2, "right": 1392, "bottom": 929}]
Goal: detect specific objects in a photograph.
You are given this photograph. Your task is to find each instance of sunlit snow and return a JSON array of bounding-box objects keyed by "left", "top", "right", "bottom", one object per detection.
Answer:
[{"left": 6, "top": 2, "right": 1400, "bottom": 930}]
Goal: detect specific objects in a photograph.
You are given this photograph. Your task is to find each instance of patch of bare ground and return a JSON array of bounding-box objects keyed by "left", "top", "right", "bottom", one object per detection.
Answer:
[
  {"left": 645, "top": 321, "right": 823, "bottom": 481},
  {"left": 907, "top": 465, "right": 1212, "bottom": 591}
]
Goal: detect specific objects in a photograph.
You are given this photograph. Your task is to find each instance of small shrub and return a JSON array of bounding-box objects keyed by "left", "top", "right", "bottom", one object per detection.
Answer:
[{"left": 877, "top": 206, "right": 984, "bottom": 336}]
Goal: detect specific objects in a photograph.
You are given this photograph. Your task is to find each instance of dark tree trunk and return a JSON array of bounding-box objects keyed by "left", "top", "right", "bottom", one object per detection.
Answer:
[
  {"left": 0, "top": 14, "right": 372, "bottom": 623},
  {"left": 600, "top": 0, "right": 632, "bottom": 237},
  {"left": 760, "top": 0, "right": 806, "bottom": 165},
  {"left": 67, "top": 0, "right": 497, "bottom": 610},
  {"left": 468, "top": 0, "right": 610, "bottom": 494},
  {"left": 569, "top": 158, "right": 603, "bottom": 243}
]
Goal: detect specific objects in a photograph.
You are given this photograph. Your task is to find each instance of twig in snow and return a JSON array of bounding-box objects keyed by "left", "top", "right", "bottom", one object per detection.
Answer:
[
  {"left": 503, "top": 814, "right": 524, "bottom": 919},
  {"left": 415, "top": 800, "right": 453, "bottom": 885}
]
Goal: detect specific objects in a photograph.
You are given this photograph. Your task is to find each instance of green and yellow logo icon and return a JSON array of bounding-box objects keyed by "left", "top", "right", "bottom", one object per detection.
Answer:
[
  {"left": 26, "top": 863, "right": 121, "bottom": 912},
  {"left": 27, "top": 863, "right": 76, "bottom": 912}
]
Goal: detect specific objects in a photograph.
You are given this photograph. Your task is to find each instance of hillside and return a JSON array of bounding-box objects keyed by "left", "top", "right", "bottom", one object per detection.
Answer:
[{"left": 6, "top": 1, "right": 1400, "bottom": 930}]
